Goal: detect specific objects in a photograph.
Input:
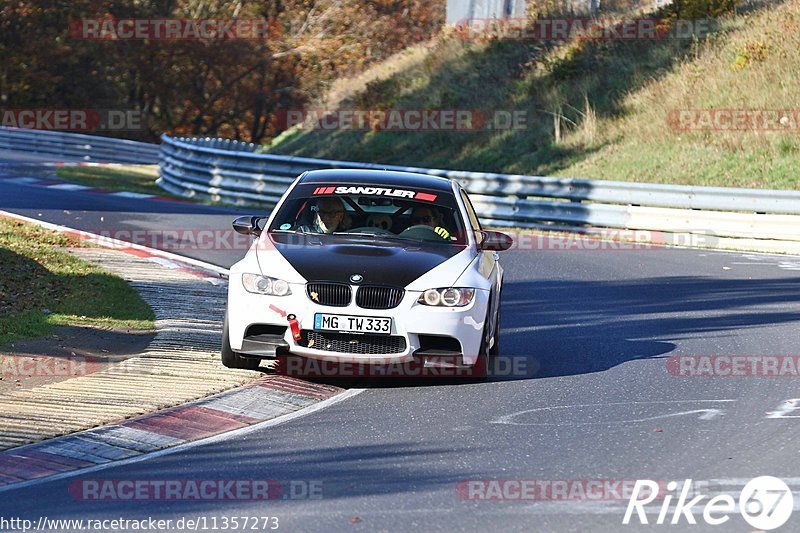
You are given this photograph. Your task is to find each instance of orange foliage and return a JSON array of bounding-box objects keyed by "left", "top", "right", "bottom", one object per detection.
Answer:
[{"left": 0, "top": 0, "right": 444, "bottom": 142}]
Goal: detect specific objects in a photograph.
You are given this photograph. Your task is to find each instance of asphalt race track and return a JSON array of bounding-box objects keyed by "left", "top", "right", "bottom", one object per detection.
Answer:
[{"left": 2, "top": 153, "right": 800, "bottom": 531}]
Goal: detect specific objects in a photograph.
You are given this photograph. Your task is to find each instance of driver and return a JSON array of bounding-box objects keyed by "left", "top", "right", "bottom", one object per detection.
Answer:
[
  {"left": 305, "top": 197, "right": 346, "bottom": 233},
  {"left": 411, "top": 206, "right": 450, "bottom": 240},
  {"left": 411, "top": 206, "right": 442, "bottom": 227}
]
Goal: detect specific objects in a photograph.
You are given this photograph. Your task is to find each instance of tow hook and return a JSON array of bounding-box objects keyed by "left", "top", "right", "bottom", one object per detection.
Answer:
[{"left": 287, "top": 314, "right": 302, "bottom": 341}]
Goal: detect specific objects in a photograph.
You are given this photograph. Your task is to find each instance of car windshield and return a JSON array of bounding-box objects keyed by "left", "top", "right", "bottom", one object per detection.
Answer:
[{"left": 269, "top": 182, "right": 467, "bottom": 245}]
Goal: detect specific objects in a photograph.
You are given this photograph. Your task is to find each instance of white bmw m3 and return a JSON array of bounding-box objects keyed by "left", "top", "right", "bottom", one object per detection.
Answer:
[{"left": 222, "top": 169, "right": 512, "bottom": 375}]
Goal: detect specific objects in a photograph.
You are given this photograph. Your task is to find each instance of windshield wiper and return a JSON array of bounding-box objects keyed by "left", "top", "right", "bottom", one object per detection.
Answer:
[
  {"left": 271, "top": 229, "right": 325, "bottom": 236},
  {"left": 333, "top": 231, "right": 384, "bottom": 238},
  {"left": 335, "top": 232, "right": 431, "bottom": 245},
  {"left": 384, "top": 234, "right": 460, "bottom": 245}
]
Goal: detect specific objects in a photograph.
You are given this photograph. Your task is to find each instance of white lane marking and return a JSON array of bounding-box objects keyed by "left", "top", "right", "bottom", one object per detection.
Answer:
[
  {"left": 110, "top": 191, "right": 155, "bottom": 199},
  {"left": 148, "top": 257, "right": 184, "bottom": 270},
  {"left": 5, "top": 177, "right": 41, "bottom": 185},
  {"left": 491, "top": 400, "right": 735, "bottom": 426},
  {"left": 0, "top": 388, "right": 365, "bottom": 495},
  {"left": 730, "top": 261, "right": 800, "bottom": 270},
  {"left": 47, "top": 183, "right": 92, "bottom": 191},
  {"left": 695, "top": 409, "right": 725, "bottom": 420},
  {"left": 739, "top": 254, "right": 800, "bottom": 271},
  {"left": 766, "top": 398, "right": 800, "bottom": 419}
]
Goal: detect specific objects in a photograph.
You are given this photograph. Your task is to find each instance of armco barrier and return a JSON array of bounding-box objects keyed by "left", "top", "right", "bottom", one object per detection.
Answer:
[
  {"left": 158, "top": 135, "right": 800, "bottom": 246},
  {"left": 0, "top": 127, "right": 159, "bottom": 164}
]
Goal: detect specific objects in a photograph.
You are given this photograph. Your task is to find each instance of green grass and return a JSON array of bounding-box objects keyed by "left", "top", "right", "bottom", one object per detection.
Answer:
[
  {"left": 265, "top": 1, "right": 800, "bottom": 190},
  {"left": 0, "top": 218, "right": 155, "bottom": 347},
  {"left": 55, "top": 165, "right": 168, "bottom": 197}
]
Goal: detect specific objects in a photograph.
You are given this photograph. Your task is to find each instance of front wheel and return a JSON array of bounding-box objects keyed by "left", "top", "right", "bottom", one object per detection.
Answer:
[
  {"left": 474, "top": 303, "right": 498, "bottom": 378},
  {"left": 489, "top": 299, "right": 500, "bottom": 358},
  {"left": 221, "top": 313, "right": 261, "bottom": 370}
]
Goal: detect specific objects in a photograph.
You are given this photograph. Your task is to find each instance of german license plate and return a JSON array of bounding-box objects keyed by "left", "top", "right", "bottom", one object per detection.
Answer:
[{"left": 314, "top": 313, "right": 392, "bottom": 335}]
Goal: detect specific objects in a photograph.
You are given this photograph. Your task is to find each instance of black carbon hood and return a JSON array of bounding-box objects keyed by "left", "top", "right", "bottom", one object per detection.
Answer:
[{"left": 269, "top": 233, "right": 465, "bottom": 286}]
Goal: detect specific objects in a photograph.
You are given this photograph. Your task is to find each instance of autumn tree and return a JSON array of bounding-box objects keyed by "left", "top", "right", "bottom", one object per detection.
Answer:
[{"left": 0, "top": 0, "right": 444, "bottom": 142}]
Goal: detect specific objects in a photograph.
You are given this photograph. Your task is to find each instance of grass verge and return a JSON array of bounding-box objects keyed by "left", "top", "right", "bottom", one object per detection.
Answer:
[
  {"left": 55, "top": 165, "right": 168, "bottom": 197},
  {"left": 265, "top": 1, "right": 800, "bottom": 190},
  {"left": 0, "top": 218, "right": 155, "bottom": 347}
]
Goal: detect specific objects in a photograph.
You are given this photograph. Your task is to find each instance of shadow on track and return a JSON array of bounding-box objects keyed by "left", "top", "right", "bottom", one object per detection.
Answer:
[
  {"left": 268, "top": 275, "right": 800, "bottom": 388},
  {"left": 502, "top": 275, "right": 800, "bottom": 379}
]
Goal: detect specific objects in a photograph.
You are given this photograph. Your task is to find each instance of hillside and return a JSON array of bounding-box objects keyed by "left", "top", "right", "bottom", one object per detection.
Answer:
[{"left": 265, "top": 0, "right": 800, "bottom": 190}]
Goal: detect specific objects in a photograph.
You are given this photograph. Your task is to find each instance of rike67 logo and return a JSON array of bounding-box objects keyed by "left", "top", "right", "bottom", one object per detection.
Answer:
[{"left": 623, "top": 476, "right": 793, "bottom": 530}]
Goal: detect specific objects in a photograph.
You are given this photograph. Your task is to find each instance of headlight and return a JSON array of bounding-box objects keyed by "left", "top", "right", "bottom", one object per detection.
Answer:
[
  {"left": 418, "top": 287, "right": 475, "bottom": 307},
  {"left": 242, "top": 274, "right": 292, "bottom": 296}
]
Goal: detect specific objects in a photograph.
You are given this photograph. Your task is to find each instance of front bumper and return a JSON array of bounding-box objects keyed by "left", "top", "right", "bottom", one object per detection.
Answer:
[{"left": 227, "top": 281, "right": 489, "bottom": 366}]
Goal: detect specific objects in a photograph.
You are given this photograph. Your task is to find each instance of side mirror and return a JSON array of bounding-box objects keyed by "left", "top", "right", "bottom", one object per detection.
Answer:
[
  {"left": 232, "top": 216, "right": 264, "bottom": 236},
  {"left": 477, "top": 230, "right": 513, "bottom": 251}
]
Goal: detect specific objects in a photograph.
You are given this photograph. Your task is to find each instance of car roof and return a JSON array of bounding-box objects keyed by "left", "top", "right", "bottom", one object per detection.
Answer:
[{"left": 298, "top": 169, "right": 456, "bottom": 193}]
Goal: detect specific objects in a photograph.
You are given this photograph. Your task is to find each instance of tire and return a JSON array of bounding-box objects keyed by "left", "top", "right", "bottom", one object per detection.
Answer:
[
  {"left": 489, "top": 296, "right": 500, "bottom": 358},
  {"left": 221, "top": 313, "right": 261, "bottom": 370},
  {"left": 473, "top": 302, "right": 495, "bottom": 379}
]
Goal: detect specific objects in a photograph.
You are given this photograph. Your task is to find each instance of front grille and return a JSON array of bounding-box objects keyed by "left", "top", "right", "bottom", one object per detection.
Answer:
[
  {"left": 306, "top": 283, "right": 351, "bottom": 307},
  {"left": 299, "top": 330, "right": 407, "bottom": 355},
  {"left": 356, "top": 286, "right": 405, "bottom": 309}
]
